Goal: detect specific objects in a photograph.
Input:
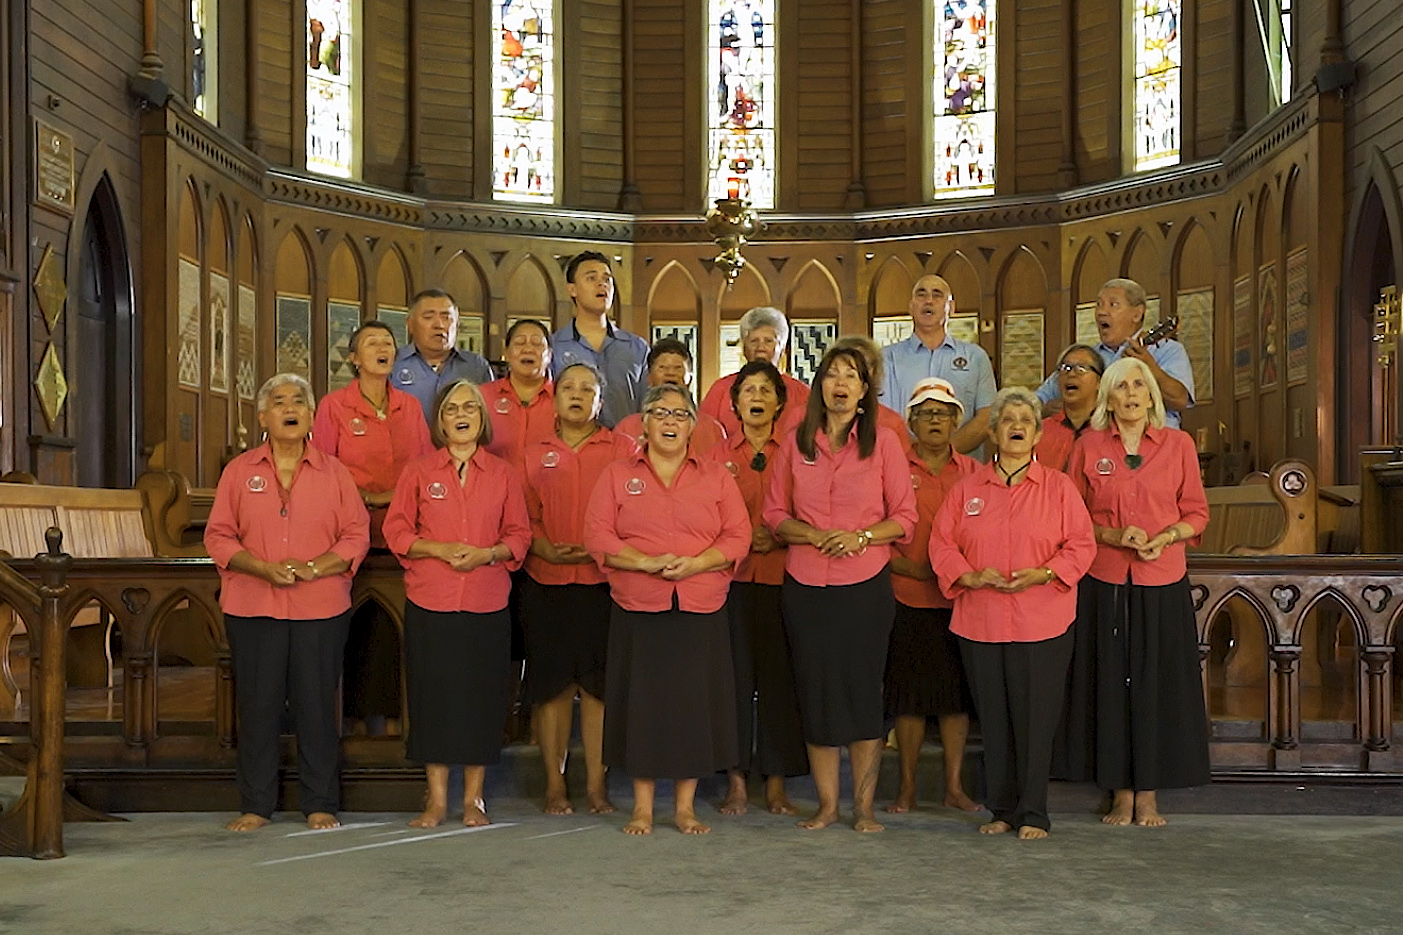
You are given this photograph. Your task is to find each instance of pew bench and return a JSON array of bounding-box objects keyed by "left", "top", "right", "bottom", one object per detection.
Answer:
[{"left": 1192, "top": 459, "right": 1360, "bottom": 556}]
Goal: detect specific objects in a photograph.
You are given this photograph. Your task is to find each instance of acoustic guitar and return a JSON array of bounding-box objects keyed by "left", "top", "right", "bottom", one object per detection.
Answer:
[{"left": 1139, "top": 314, "right": 1180, "bottom": 348}]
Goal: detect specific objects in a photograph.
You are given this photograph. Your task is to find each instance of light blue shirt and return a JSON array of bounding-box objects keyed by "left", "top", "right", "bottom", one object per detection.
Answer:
[
  {"left": 1035, "top": 338, "right": 1195, "bottom": 429},
  {"left": 391, "top": 344, "right": 495, "bottom": 424},
  {"left": 550, "top": 320, "right": 649, "bottom": 428},
  {"left": 881, "top": 332, "right": 997, "bottom": 427}
]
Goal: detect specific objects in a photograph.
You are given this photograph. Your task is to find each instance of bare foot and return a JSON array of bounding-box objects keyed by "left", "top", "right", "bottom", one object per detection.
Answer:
[
  {"left": 853, "top": 815, "right": 885, "bottom": 833},
  {"left": 463, "top": 801, "right": 491, "bottom": 827},
  {"left": 305, "top": 812, "right": 339, "bottom": 830},
  {"left": 797, "top": 809, "right": 840, "bottom": 830},
  {"left": 587, "top": 791, "right": 616, "bottom": 815},
  {"left": 225, "top": 813, "right": 270, "bottom": 832},
  {"left": 623, "top": 810, "right": 653, "bottom": 835},
  {"left": 979, "top": 820, "right": 1013, "bottom": 835},
  {"left": 718, "top": 790, "right": 749, "bottom": 816},
  {"left": 675, "top": 811, "right": 711, "bottom": 834},
  {"left": 884, "top": 790, "right": 917, "bottom": 814},
  {"left": 409, "top": 806, "right": 447, "bottom": 829},
  {"left": 944, "top": 790, "right": 982, "bottom": 812},
  {"left": 1134, "top": 791, "right": 1166, "bottom": 827},
  {"left": 543, "top": 789, "right": 574, "bottom": 816},
  {"left": 1103, "top": 789, "right": 1134, "bottom": 826},
  {"left": 1017, "top": 825, "right": 1049, "bottom": 840},
  {"left": 766, "top": 794, "right": 799, "bottom": 816}
]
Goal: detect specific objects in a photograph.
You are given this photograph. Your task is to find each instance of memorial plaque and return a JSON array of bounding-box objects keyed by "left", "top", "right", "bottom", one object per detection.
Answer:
[{"left": 34, "top": 121, "right": 75, "bottom": 215}]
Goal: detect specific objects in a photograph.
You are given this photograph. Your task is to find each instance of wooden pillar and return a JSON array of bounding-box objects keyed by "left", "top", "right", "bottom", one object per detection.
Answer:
[
  {"left": 405, "top": 0, "right": 425, "bottom": 192},
  {"left": 139, "top": 0, "right": 163, "bottom": 78},
  {"left": 1228, "top": 0, "right": 1245, "bottom": 140},
  {"left": 844, "top": 0, "right": 865, "bottom": 209},
  {"left": 245, "top": 0, "right": 263, "bottom": 154},
  {"left": 1270, "top": 648, "right": 1300, "bottom": 751},
  {"left": 1058, "top": 0, "right": 1078, "bottom": 187},
  {"left": 1361, "top": 650, "right": 1391, "bottom": 752},
  {"left": 617, "top": 0, "right": 641, "bottom": 211}
]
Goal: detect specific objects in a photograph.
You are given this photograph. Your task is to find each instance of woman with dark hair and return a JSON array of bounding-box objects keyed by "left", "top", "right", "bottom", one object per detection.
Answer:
[
  {"left": 1037, "top": 343, "right": 1105, "bottom": 472},
  {"left": 584, "top": 384, "right": 750, "bottom": 835},
  {"left": 206, "top": 374, "right": 370, "bottom": 832},
  {"left": 762, "top": 345, "right": 918, "bottom": 832},
  {"left": 383, "top": 380, "right": 532, "bottom": 828},
  {"left": 520, "top": 362, "right": 630, "bottom": 816},
  {"left": 709, "top": 360, "right": 808, "bottom": 817},
  {"left": 484, "top": 318, "right": 556, "bottom": 471}
]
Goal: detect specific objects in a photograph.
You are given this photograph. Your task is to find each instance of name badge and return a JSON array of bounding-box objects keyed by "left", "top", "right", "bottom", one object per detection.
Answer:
[
  {"left": 625, "top": 477, "right": 646, "bottom": 496},
  {"left": 396, "top": 367, "right": 415, "bottom": 385},
  {"left": 495, "top": 397, "right": 512, "bottom": 414},
  {"left": 246, "top": 475, "right": 267, "bottom": 493},
  {"left": 911, "top": 473, "right": 922, "bottom": 491},
  {"left": 1095, "top": 458, "right": 1115, "bottom": 476},
  {"left": 725, "top": 461, "right": 739, "bottom": 477},
  {"left": 541, "top": 450, "right": 560, "bottom": 468},
  {"left": 964, "top": 497, "right": 984, "bottom": 516},
  {"left": 427, "top": 482, "right": 448, "bottom": 500},
  {"left": 349, "top": 417, "right": 367, "bottom": 437},
  {"left": 953, "top": 356, "right": 969, "bottom": 371}
]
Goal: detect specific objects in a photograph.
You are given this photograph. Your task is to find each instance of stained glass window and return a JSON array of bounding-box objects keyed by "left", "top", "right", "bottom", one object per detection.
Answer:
[
  {"left": 191, "top": 0, "right": 216, "bottom": 119},
  {"left": 493, "top": 1, "right": 556, "bottom": 202},
  {"left": 307, "top": 0, "right": 354, "bottom": 178},
  {"left": 707, "top": 1, "right": 776, "bottom": 209},
  {"left": 1277, "top": 0, "right": 1293, "bottom": 105},
  {"left": 1132, "top": 0, "right": 1181, "bottom": 171},
  {"left": 933, "top": 0, "right": 995, "bottom": 199}
]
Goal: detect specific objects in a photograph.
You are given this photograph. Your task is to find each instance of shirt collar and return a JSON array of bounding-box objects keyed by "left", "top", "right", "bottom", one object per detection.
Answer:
[
  {"left": 975, "top": 457, "right": 1047, "bottom": 487},
  {"left": 398, "top": 343, "right": 468, "bottom": 368},
  {"left": 726, "top": 428, "right": 778, "bottom": 454},
  {"left": 907, "top": 330, "right": 956, "bottom": 352},
  {"left": 251, "top": 441, "right": 322, "bottom": 470},
  {"left": 1108, "top": 419, "right": 1162, "bottom": 443},
  {"left": 569, "top": 318, "right": 618, "bottom": 344},
  {"left": 628, "top": 446, "right": 701, "bottom": 473}
]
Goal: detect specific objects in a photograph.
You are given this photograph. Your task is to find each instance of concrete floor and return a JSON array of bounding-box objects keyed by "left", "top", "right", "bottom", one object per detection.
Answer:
[{"left": 3, "top": 796, "right": 1401, "bottom": 935}]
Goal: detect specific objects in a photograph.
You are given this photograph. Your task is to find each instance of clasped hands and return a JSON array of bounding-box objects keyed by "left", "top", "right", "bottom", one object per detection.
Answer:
[
  {"left": 636, "top": 553, "right": 710, "bottom": 580},
  {"left": 956, "top": 567, "right": 1052, "bottom": 593},
  {"left": 1114, "top": 525, "right": 1173, "bottom": 562},
  {"left": 539, "top": 541, "right": 595, "bottom": 565},
  {"left": 261, "top": 558, "right": 318, "bottom": 586},
  {"left": 809, "top": 528, "right": 867, "bottom": 558},
  {"left": 428, "top": 540, "right": 497, "bottom": 572}
]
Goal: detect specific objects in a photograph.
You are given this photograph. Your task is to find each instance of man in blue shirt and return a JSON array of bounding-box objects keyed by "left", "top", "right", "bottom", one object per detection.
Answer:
[
  {"left": 390, "top": 288, "right": 495, "bottom": 423},
  {"left": 549, "top": 251, "right": 648, "bottom": 428},
  {"left": 1034, "top": 278, "right": 1194, "bottom": 429},
  {"left": 881, "top": 274, "right": 997, "bottom": 454}
]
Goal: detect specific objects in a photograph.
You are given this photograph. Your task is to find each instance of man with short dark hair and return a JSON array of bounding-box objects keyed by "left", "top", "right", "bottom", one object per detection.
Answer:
[
  {"left": 613, "top": 337, "right": 728, "bottom": 455},
  {"left": 549, "top": 252, "right": 648, "bottom": 428},
  {"left": 391, "top": 289, "right": 495, "bottom": 423}
]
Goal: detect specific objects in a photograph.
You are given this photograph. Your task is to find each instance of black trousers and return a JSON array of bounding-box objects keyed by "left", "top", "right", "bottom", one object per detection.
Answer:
[
  {"left": 226, "top": 612, "right": 351, "bottom": 818},
  {"left": 960, "top": 629, "right": 1074, "bottom": 832},
  {"left": 726, "top": 582, "right": 809, "bottom": 778}
]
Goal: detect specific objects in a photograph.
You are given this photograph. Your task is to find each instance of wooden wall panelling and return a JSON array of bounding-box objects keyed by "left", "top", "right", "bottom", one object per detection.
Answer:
[
  {"left": 1232, "top": 195, "right": 1256, "bottom": 473},
  {"left": 567, "top": 0, "right": 624, "bottom": 210},
  {"left": 1283, "top": 166, "right": 1312, "bottom": 465},
  {"left": 1194, "top": 0, "right": 1233, "bottom": 157},
  {"left": 421, "top": 0, "right": 473, "bottom": 198},
  {"left": 255, "top": 0, "right": 293, "bottom": 166},
  {"left": 631, "top": 0, "right": 688, "bottom": 210},
  {"left": 201, "top": 199, "right": 232, "bottom": 485},
  {"left": 793, "top": 0, "right": 853, "bottom": 211},
  {"left": 860, "top": 0, "right": 920, "bottom": 206},
  {"left": 363, "top": 0, "right": 409, "bottom": 190},
  {"left": 1012, "top": 0, "right": 1063, "bottom": 194},
  {"left": 503, "top": 254, "right": 556, "bottom": 356},
  {"left": 1074, "top": 0, "right": 1117, "bottom": 183},
  {"left": 1256, "top": 180, "right": 1285, "bottom": 466}
]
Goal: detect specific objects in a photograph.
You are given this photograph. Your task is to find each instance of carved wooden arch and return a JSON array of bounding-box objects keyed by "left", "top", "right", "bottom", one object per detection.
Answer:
[
  {"left": 144, "top": 587, "right": 226, "bottom": 655},
  {"left": 430, "top": 249, "right": 491, "bottom": 307},
  {"left": 712, "top": 258, "right": 774, "bottom": 310},
  {"left": 784, "top": 259, "right": 842, "bottom": 315},
  {"left": 179, "top": 175, "right": 205, "bottom": 261},
  {"left": 1381, "top": 596, "right": 1403, "bottom": 649},
  {"left": 349, "top": 591, "right": 406, "bottom": 636},
  {"left": 866, "top": 255, "right": 917, "bottom": 318},
  {"left": 273, "top": 225, "right": 317, "bottom": 293},
  {"left": 1288, "top": 586, "right": 1370, "bottom": 649},
  {"left": 1118, "top": 227, "right": 1162, "bottom": 288},
  {"left": 327, "top": 236, "right": 367, "bottom": 303},
  {"left": 501, "top": 252, "right": 560, "bottom": 320},
  {"left": 239, "top": 212, "right": 261, "bottom": 281},
  {"left": 994, "top": 245, "right": 1049, "bottom": 309},
  {"left": 1202, "top": 586, "right": 1278, "bottom": 646},
  {"left": 208, "top": 196, "right": 234, "bottom": 274},
  {"left": 646, "top": 259, "right": 704, "bottom": 315},
  {"left": 1170, "top": 217, "right": 1215, "bottom": 291},
  {"left": 1279, "top": 164, "right": 1308, "bottom": 249},
  {"left": 936, "top": 250, "right": 982, "bottom": 309},
  {"left": 1254, "top": 181, "right": 1279, "bottom": 257},
  {"left": 370, "top": 242, "right": 415, "bottom": 306},
  {"left": 1343, "top": 147, "right": 1403, "bottom": 288},
  {"left": 1070, "top": 237, "right": 1110, "bottom": 305}
]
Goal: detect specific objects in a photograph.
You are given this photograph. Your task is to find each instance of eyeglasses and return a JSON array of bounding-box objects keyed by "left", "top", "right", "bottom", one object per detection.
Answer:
[
  {"left": 911, "top": 408, "right": 959, "bottom": 423},
  {"left": 1057, "top": 363, "right": 1098, "bottom": 376},
  {"left": 441, "top": 401, "right": 481, "bottom": 416},
  {"left": 646, "top": 407, "right": 695, "bottom": 423},
  {"left": 750, "top": 451, "right": 767, "bottom": 472}
]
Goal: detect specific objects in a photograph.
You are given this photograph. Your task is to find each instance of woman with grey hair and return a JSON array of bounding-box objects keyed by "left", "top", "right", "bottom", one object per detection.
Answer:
[
  {"left": 205, "top": 373, "right": 371, "bottom": 832},
  {"left": 929, "top": 387, "right": 1095, "bottom": 839},
  {"left": 1057, "top": 356, "right": 1211, "bottom": 827},
  {"left": 700, "top": 306, "right": 811, "bottom": 436}
]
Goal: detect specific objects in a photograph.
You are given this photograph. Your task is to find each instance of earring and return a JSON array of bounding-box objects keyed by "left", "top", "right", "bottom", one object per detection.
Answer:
[{"left": 857, "top": 406, "right": 865, "bottom": 414}]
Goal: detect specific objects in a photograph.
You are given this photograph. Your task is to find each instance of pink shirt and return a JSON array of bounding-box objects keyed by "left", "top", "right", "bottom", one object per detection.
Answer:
[
  {"left": 584, "top": 452, "right": 751, "bottom": 613},
  {"left": 310, "top": 383, "right": 433, "bottom": 493},
  {"left": 522, "top": 428, "right": 627, "bottom": 587},
  {"left": 700, "top": 371, "right": 811, "bottom": 438},
  {"left": 1067, "top": 423, "right": 1210, "bottom": 587},
  {"left": 1035, "top": 414, "right": 1089, "bottom": 473},
  {"left": 613, "top": 410, "right": 728, "bottom": 458},
  {"left": 483, "top": 378, "right": 557, "bottom": 473},
  {"left": 205, "top": 444, "right": 370, "bottom": 620},
  {"left": 929, "top": 461, "right": 1095, "bottom": 643},
  {"left": 891, "top": 449, "right": 979, "bottom": 609},
  {"left": 382, "top": 447, "right": 532, "bottom": 613},
  {"left": 762, "top": 424, "right": 918, "bottom": 587},
  {"left": 708, "top": 430, "right": 788, "bottom": 586}
]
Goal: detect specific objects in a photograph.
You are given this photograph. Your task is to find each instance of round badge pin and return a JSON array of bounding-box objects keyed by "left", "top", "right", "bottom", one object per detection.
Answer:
[
  {"left": 1095, "top": 458, "right": 1115, "bottom": 476},
  {"left": 911, "top": 473, "right": 922, "bottom": 490},
  {"left": 349, "top": 417, "right": 367, "bottom": 437},
  {"left": 625, "top": 477, "right": 646, "bottom": 495},
  {"left": 725, "top": 461, "right": 739, "bottom": 477},
  {"left": 427, "top": 482, "right": 448, "bottom": 500},
  {"left": 495, "top": 397, "right": 512, "bottom": 414},
  {"left": 953, "top": 356, "right": 968, "bottom": 370},
  {"left": 246, "top": 475, "right": 267, "bottom": 493},
  {"left": 964, "top": 497, "right": 984, "bottom": 516},
  {"left": 541, "top": 450, "right": 560, "bottom": 468},
  {"left": 397, "top": 368, "right": 414, "bottom": 385}
]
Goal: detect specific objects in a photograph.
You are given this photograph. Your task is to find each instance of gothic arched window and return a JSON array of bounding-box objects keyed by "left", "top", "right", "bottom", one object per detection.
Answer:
[
  {"left": 707, "top": 1, "right": 777, "bottom": 209},
  {"left": 493, "top": 1, "right": 557, "bottom": 202},
  {"left": 933, "top": 0, "right": 996, "bottom": 199},
  {"left": 307, "top": 0, "right": 355, "bottom": 178},
  {"left": 191, "top": 0, "right": 217, "bottom": 120},
  {"left": 1132, "top": 0, "right": 1182, "bottom": 171}
]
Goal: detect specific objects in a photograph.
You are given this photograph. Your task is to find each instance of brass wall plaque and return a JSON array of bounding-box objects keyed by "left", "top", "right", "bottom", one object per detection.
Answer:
[
  {"left": 34, "top": 120, "right": 75, "bottom": 215},
  {"left": 33, "top": 244, "right": 67, "bottom": 331},
  {"left": 34, "top": 343, "right": 69, "bottom": 430}
]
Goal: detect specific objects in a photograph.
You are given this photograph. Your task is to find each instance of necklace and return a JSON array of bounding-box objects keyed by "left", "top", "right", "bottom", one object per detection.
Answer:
[
  {"left": 996, "top": 458, "right": 1031, "bottom": 487},
  {"left": 359, "top": 383, "right": 389, "bottom": 420}
]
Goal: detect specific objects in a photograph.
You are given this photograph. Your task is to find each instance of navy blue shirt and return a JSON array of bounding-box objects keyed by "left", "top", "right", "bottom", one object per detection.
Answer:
[
  {"left": 549, "top": 320, "right": 649, "bottom": 428},
  {"left": 391, "top": 344, "right": 495, "bottom": 424}
]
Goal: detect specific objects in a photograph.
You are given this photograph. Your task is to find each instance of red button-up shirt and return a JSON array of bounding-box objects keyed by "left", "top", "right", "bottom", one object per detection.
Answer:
[
  {"left": 310, "top": 383, "right": 433, "bottom": 493},
  {"left": 584, "top": 452, "right": 751, "bottom": 613},
  {"left": 522, "top": 428, "right": 629, "bottom": 586},
  {"left": 1066, "top": 423, "right": 1210, "bottom": 587},
  {"left": 205, "top": 444, "right": 370, "bottom": 620},
  {"left": 482, "top": 378, "right": 557, "bottom": 473},
  {"left": 892, "top": 448, "right": 978, "bottom": 609},
  {"left": 762, "top": 424, "right": 918, "bottom": 587},
  {"left": 708, "top": 430, "right": 788, "bottom": 585},
  {"left": 700, "top": 371, "right": 811, "bottom": 438},
  {"left": 1035, "top": 414, "right": 1091, "bottom": 473},
  {"left": 613, "top": 410, "right": 729, "bottom": 458},
  {"left": 382, "top": 447, "right": 532, "bottom": 613},
  {"left": 929, "top": 461, "right": 1095, "bottom": 643}
]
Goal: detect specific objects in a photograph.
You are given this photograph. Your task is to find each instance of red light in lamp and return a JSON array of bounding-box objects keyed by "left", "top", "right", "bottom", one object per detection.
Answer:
[{"left": 726, "top": 178, "right": 741, "bottom": 200}]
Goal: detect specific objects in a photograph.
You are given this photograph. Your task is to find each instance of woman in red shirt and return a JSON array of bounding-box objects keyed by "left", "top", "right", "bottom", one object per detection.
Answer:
[
  {"left": 205, "top": 374, "right": 370, "bottom": 832},
  {"left": 483, "top": 318, "right": 556, "bottom": 471},
  {"left": 311, "top": 321, "right": 433, "bottom": 737},
  {"left": 883, "top": 378, "right": 980, "bottom": 815},
  {"left": 1058, "top": 356, "right": 1212, "bottom": 827},
  {"left": 930, "top": 387, "right": 1096, "bottom": 840},
  {"left": 520, "top": 363, "right": 628, "bottom": 816},
  {"left": 708, "top": 360, "right": 808, "bottom": 818},
  {"left": 584, "top": 384, "right": 751, "bottom": 835},
  {"left": 1036, "top": 344, "right": 1103, "bottom": 472},
  {"left": 383, "top": 380, "right": 532, "bottom": 828},
  {"left": 762, "top": 345, "right": 918, "bottom": 833}
]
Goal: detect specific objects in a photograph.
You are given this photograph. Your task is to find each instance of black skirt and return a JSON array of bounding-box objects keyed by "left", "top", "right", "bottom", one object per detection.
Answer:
[
  {"left": 403, "top": 601, "right": 511, "bottom": 766},
  {"left": 884, "top": 603, "right": 972, "bottom": 718},
  {"left": 519, "top": 577, "right": 611, "bottom": 704},
  {"left": 1053, "top": 576, "right": 1211, "bottom": 790},
  {"left": 603, "top": 603, "right": 738, "bottom": 779},
  {"left": 782, "top": 569, "right": 895, "bottom": 747},
  {"left": 727, "top": 582, "right": 809, "bottom": 777}
]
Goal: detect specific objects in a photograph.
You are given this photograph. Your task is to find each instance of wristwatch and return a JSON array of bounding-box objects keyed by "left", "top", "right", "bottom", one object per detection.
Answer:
[{"left": 856, "top": 529, "right": 873, "bottom": 552}]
